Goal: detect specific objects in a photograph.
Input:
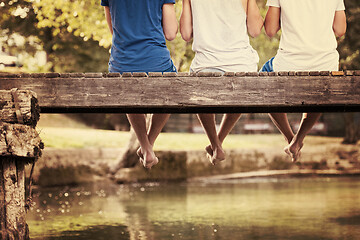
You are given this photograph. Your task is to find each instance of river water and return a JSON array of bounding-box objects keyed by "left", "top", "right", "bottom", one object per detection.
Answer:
[{"left": 28, "top": 177, "right": 360, "bottom": 240}]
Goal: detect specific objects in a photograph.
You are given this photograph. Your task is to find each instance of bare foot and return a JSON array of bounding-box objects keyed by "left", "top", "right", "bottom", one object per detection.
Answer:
[
  {"left": 284, "top": 142, "right": 303, "bottom": 162},
  {"left": 137, "top": 148, "right": 159, "bottom": 169},
  {"left": 137, "top": 147, "right": 143, "bottom": 159},
  {"left": 205, "top": 145, "right": 213, "bottom": 156},
  {"left": 205, "top": 145, "right": 225, "bottom": 165}
]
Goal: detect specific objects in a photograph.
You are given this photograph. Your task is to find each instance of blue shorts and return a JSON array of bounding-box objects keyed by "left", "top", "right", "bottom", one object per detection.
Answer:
[
  {"left": 109, "top": 61, "right": 177, "bottom": 74},
  {"left": 259, "top": 57, "right": 275, "bottom": 72},
  {"left": 163, "top": 63, "right": 177, "bottom": 73}
]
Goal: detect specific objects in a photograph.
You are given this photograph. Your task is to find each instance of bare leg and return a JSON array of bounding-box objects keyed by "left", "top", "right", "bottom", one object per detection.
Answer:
[
  {"left": 147, "top": 114, "right": 171, "bottom": 145},
  {"left": 285, "top": 113, "right": 322, "bottom": 162},
  {"left": 218, "top": 114, "right": 242, "bottom": 143},
  {"left": 205, "top": 113, "right": 241, "bottom": 156},
  {"left": 268, "top": 113, "right": 294, "bottom": 144},
  {"left": 136, "top": 114, "right": 170, "bottom": 162},
  {"left": 127, "top": 114, "right": 158, "bottom": 168},
  {"left": 197, "top": 113, "right": 225, "bottom": 164}
]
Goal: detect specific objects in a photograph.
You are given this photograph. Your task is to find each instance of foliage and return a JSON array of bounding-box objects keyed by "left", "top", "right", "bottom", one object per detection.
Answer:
[
  {"left": 338, "top": 0, "right": 360, "bottom": 70},
  {"left": 1, "top": 0, "right": 358, "bottom": 73},
  {"left": 0, "top": 0, "right": 110, "bottom": 73},
  {"left": 0, "top": 0, "right": 278, "bottom": 73}
]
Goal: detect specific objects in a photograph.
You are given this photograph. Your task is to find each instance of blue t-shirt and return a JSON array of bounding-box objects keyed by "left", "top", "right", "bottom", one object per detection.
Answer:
[{"left": 101, "top": 0, "right": 176, "bottom": 73}]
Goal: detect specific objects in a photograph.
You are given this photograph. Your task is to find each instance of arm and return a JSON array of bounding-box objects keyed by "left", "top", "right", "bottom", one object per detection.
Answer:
[
  {"left": 246, "top": 0, "right": 264, "bottom": 38},
  {"left": 333, "top": 10, "right": 346, "bottom": 37},
  {"left": 162, "top": 3, "right": 178, "bottom": 41},
  {"left": 104, "top": 6, "right": 113, "bottom": 35},
  {"left": 180, "top": 0, "right": 193, "bottom": 42},
  {"left": 264, "top": 6, "right": 281, "bottom": 38}
]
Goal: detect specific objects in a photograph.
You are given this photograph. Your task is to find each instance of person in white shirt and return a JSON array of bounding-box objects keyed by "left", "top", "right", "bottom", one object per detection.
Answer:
[
  {"left": 261, "top": 0, "right": 347, "bottom": 161},
  {"left": 180, "top": 0, "right": 263, "bottom": 164}
]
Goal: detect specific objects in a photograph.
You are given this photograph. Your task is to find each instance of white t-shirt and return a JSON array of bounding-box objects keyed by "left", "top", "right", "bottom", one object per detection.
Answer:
[
  {"left": 190, "top": 0, "right": 259, "bottom": 72},
  {"left": 266, "top": 0, "right": 345, "bottom": 71}
]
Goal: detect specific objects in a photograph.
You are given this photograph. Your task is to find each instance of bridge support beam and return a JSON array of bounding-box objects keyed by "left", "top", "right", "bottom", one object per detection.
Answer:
[{"left": 0, "top": 89, "right": 42, "bottom": 240}]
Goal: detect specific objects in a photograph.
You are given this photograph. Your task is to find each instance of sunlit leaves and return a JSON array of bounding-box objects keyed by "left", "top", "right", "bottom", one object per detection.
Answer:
[
  {"left": 31, "top": 0, "right": 111, "bottom": 48},
  {"left": 338, "top": 0, "right": 360, "bottom": 70}
]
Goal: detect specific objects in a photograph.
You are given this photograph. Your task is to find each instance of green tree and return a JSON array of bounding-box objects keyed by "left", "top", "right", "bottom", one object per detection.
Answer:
[
  {"left": 338, "top": 0, "right": 360, "bottom": 70},
  {"left": 0, "top": 0, "right": 110, "bottom": 73},
  {"left": 338, "top": 0, "right": 360, "bottom": 144}
]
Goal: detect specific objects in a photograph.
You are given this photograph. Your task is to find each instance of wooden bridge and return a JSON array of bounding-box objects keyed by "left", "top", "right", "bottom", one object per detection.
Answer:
[
  {"left": 1, "top": 70, "right": 360, "bottom": 239},
  {"left": 1, "top": 70, "right": 360, "bottom": 114}
]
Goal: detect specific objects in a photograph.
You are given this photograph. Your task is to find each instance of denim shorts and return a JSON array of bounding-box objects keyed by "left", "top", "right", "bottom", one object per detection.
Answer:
[
  {"left": 109, "top": 61, "right": 177, "bottom": 74},
  {"left": 259, "top": 57, "right": 275, "bottom": 73}
]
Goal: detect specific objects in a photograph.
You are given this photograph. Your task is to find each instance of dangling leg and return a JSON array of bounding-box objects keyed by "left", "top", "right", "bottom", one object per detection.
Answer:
[
  {"left": 268, "top": 113, "right": 294, "bottom": 144},
  {"left": 147, "top": 114, "right": 171, "bottom": 145},
  {"left": 136, "top": 114, "right": 170, "bottom": 166},
  {"left": 285, "top": 113, "right": 321, "bottom": 162},
  {"left": 218, "top": 114, "right": 242, "bottom": 143},
  {"left": 205, "top": 113, "right": 241, "bottom": 157},
  {"left": 127, "top": 114, "right": 158, "bottom": 169},
  {"left": 197, "top": 113, "right": 225, "bottom": 164}
]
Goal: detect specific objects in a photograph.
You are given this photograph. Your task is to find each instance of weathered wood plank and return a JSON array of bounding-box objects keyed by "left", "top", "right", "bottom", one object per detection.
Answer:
[
  {"left": 0, "top": 90, "right": 40, "bottom": 126},
  {"left": 0, "top": 123, "right": 43, "bottom": 160},
  {"left": 0, "top": 73, "right": 359, "bottom": 113}
]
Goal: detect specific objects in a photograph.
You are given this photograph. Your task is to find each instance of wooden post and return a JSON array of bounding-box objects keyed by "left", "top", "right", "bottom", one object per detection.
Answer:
[{"left": 0, "top": 89, "right": 42, "bottom": 240}]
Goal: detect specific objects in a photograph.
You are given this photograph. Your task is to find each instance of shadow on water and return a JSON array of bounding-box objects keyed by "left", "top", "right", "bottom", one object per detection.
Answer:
[
  {"left": 44, "top": 225, "right": 130, "bottom": 240},
  {"left": 43, "top": 224, "right": 337, "bottom": 240}
]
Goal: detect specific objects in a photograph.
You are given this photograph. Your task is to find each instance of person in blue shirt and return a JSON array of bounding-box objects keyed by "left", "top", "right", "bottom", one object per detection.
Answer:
[{"left": 101, "top": 0, "right": 178, "bottom": 168}]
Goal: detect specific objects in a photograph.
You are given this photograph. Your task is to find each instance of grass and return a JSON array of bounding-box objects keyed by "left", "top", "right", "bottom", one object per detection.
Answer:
[
  {"left": 37, "top": 127, "right": 130, "bottom": 148},
  {"left": 37, "top": 114, "right": 345, "bottom": 150},
  {"left": 37, "top": 126, "right": 344, "bottom": 151}
]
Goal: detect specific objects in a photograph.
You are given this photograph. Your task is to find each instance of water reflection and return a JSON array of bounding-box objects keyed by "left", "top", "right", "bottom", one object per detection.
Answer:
[{"left": 28, "top": 177, "right": 360, "bottom": 240}]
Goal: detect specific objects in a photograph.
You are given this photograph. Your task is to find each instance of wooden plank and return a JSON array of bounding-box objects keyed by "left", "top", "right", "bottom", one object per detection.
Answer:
[
  {"left": 246, "top": 72, "right": 259, "bottom": 77},
  {"left": 84, "top": 73, "right": 103, "bottom": 78},
  {"left": 0, "top": 90, "right": 40, "bottom": 126},
  {"left": 132, "top": 72, "right": 147, "bottom": 78},
  {"left": 320, "top": 71, "right": 330, "bottom": 76},
  {"left": 235, "top": 72, "right": 246, "bottom": 77},
  {"left": 331, "top": 71, "right": 344, "bottom": 76},
  {"left": 163, "top": 72, "right": 177, "bottom": 77},
  {"left": 278, "top": 72, "right": 289, "bottom": 76},
  {"left": 106, "top": 72, "right": 121, "bottom": 78},
  {"left": 0, "top": 73, "right": 359, "bottom": 113},
  {"left": 309, "top": 71, "right": 320, "bottom": 76},
  {"left": 259, "top": 72, "right": 268, "bottom": 76},
  {"left": 224, "top": 72, "right": 235, "bottom": 77},
  {"left": 148, "top": 72, "right": 162, "bottom": 77},
  {"left": 296, "top": 71, "right": 309, "bottom": 76}
]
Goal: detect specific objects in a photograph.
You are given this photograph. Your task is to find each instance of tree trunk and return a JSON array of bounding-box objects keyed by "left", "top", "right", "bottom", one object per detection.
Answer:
[
  {"left": 342, "top": 113, "right": 359, "bottom": 144},
  {"left": 110, "top": 114, "right": 152, "bottom": 173}
]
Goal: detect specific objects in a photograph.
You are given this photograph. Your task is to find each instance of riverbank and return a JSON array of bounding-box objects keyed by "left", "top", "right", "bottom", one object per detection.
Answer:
[
  {"left": 33, "top": 116, "right": 359, "bottom": 186},
  {"left": 31, "top": 138, "right": 360, "bottom": 186}
]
